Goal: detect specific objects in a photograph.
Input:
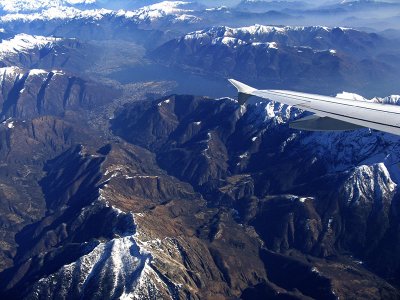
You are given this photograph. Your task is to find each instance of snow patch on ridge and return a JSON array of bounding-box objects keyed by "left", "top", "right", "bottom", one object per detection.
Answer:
[
  {"left": 0, "top": 1, "right": 199, "bottom": 24},
  {"left": 336, "top": 92, "right": 400, "bottom": 105},
  {"left": 0, "top": 33, "right": 60, "bottom": 59},
  {"left": 183, "top": 24, "right": 345, "bottom": 49},
  {"left": 31, "top": 199, "right": 174, "bottom": 299},
  {"left": 344, "top": 163, "right": 396, "bottom": 205},
  {"left": 1, "top": 6, "right": 110, "bottom": 22},
  {"left": 131, "top": 1, "right": 194, "bottom": 22},
  {"left": 31, "top": 208, "right": 168, "bottom": 299},
  {"left": 336, "top": 91, "right": 367, "bottom": 102},
  {"left": 29, "top": 69, "right": 49, "bottom": 76},
  {"left": 0, "top": 0, "right": 96, "bottom": 13}
]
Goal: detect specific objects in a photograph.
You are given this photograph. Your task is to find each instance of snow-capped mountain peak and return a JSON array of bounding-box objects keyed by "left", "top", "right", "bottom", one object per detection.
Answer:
[
  {"left": 0, "top": 1, "right": 200, "bottom": 24},
  {"left": 0, "top": 33, "right": 61, "bottom": 59},
  {"left": 344, "top": 163, "right": 396, "bottom": 206},
  {"left": 0, "top": 6, "right": 113, "bottom": 22},
  {"left": 119, "top": 1, "right": 198, "bottom": 22},
  {"left": 182, "top": 24, "right": 352, "bottom": 47},
  {"left": 336, "top": 92, "right": 400, "bottom": 105},
  {"left": 0, "top": 0, "right": 96, "bottom": 13},
  {"left": 336, "top": 91, "right": 368, "bottom": 102}
]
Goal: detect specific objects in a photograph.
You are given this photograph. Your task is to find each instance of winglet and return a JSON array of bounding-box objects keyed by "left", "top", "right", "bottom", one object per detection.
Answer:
[{"left": 228, "top": 79, "right": 257, "bottom": 105}]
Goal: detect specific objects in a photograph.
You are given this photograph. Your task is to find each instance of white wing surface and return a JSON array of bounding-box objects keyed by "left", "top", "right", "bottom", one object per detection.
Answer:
[{"left": 229, "top": 79, "right": 400, "bottom": 135}]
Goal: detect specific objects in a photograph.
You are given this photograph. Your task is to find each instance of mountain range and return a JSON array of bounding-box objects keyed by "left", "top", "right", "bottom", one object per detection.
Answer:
[
  {"left": 1, "top": 0, "right": 399, "bottom": 32},
  {"left": 0, "top": 0, "right": 399, "bottom": 299},
  {"left": 151, "top": 24, "right": 400, "bottom": 96}
]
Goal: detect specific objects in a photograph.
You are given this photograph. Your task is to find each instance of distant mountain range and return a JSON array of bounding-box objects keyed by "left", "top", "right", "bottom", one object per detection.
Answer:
[
  {"left": 0, "top": 0, "right": 399, "bottom": 32},
  {"left": 0, "top": 0, "right": 97, "bottom": 14},
  {"left": 151, "top": 24, "right": 400, "bottom": 96},
  {"left": 236, "top": 0, "right": 312, "bottom": 12}
]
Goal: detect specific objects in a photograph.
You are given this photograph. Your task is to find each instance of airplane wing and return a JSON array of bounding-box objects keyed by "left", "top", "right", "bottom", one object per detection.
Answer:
[{"left": 228, "top": 79, "right": 400, "bottom": 136}]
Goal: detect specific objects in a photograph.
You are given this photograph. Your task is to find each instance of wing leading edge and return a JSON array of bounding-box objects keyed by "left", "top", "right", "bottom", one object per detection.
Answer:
[{"left": 228, "top": 79, "right": 400, "bottom": 136}]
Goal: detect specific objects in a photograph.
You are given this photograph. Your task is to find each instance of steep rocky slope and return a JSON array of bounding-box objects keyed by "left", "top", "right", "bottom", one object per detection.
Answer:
[
  {"left": 0, "top": 66, "right": 120, "bottom": 120},
  {"left": 112, "top": 94, "right": 400, "bottom": 297},
  {"left": 0, "top": 65, "right": 118, "bottom": 274},
  {"left": 0, "top": 141, "right": 270, "bottom": 299},
  {"left": 0, "top": 32, "right": 115, "bottom": 74},
  {"left": 0, "top": 90, "right": 400, "bottom": 299}
]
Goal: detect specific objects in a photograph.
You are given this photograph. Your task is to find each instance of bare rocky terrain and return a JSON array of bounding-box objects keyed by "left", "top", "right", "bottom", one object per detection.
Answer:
[{"left": 0, "top": 1, "right": 399, "bottom": 299}]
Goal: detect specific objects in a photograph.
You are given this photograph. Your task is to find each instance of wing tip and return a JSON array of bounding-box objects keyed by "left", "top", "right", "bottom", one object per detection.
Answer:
[
  {"left": 228, "top": 79, "right": 256, "bottom": 94},
  {"left": 228, "top": 79, "right": 256, "bottom": 105}
]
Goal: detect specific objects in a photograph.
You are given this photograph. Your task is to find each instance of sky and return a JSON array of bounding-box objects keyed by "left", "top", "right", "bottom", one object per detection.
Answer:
[
  {"left": 194, "top": 0, "right": 330, "bottom": 5},
  {"left": 196, "top": 0, "right": 400, "bottom": 5},
  {"left": 183, "top": 0, "right": 331, "bottom": 5}
]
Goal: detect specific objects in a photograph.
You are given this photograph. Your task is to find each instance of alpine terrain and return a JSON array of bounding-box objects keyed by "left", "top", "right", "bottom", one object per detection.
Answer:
[{"left": 0, "top": 1, "right": 399, "bottom": 299}]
